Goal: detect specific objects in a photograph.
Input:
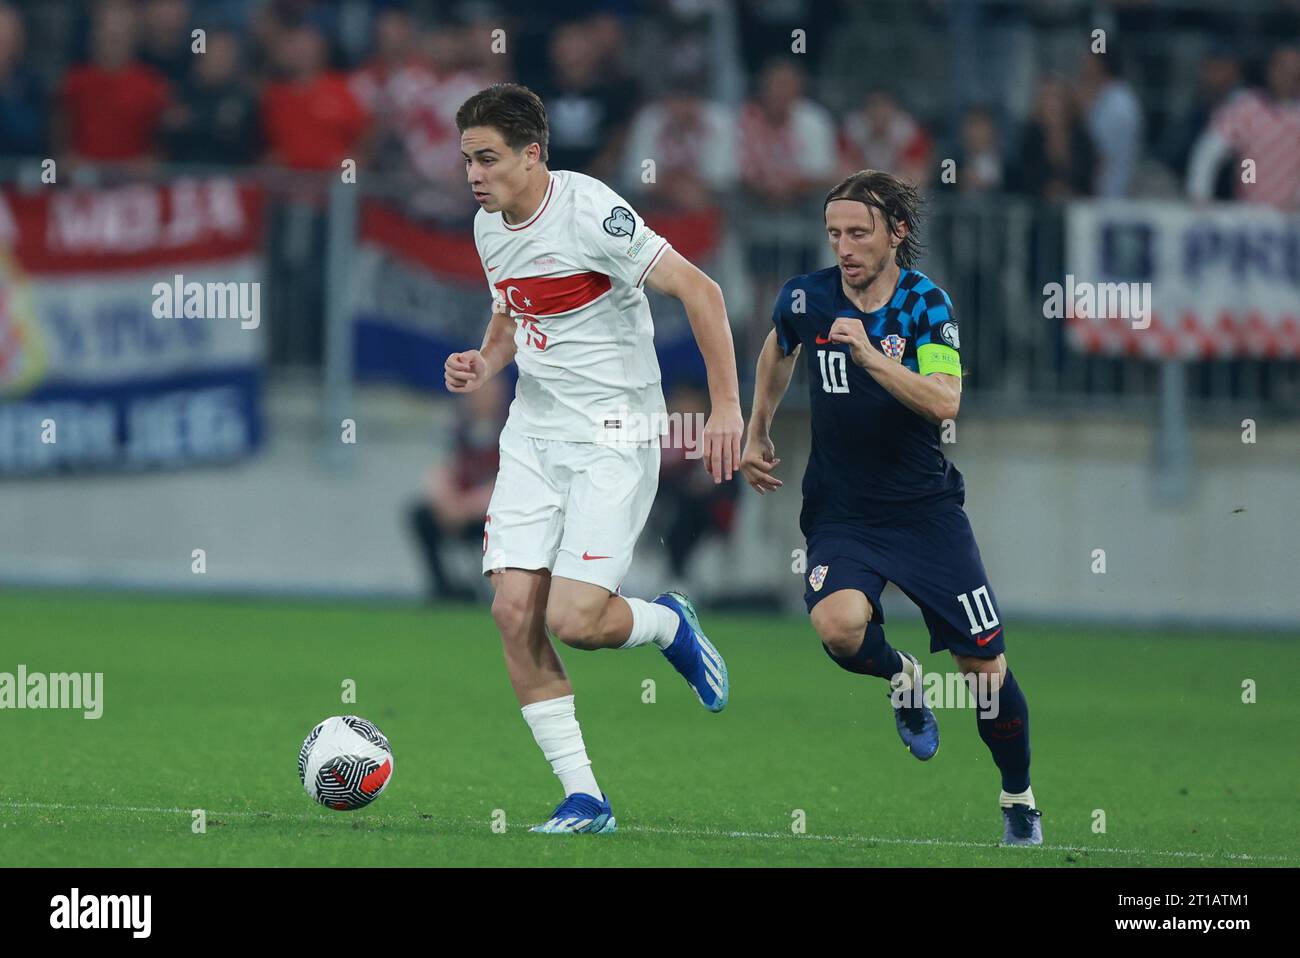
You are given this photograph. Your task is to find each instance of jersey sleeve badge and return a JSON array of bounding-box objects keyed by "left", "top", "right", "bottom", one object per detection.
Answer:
[{"left": 602, "top": 206, "right": 635, "bottom": 238}]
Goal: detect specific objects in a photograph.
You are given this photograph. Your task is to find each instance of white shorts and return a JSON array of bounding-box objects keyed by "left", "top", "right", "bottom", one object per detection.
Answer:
[{"left": 481, "top": 424, "right": 661, "bottom": 592}]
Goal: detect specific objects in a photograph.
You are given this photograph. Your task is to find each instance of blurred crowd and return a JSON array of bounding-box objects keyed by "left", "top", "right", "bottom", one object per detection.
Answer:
[{"left": 1, "top": 0, "right": 1298, "bottom": 216}]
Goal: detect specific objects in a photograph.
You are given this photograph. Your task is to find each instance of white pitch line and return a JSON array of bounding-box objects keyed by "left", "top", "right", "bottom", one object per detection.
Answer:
[
  {"left": 2, "top": 800, "right": 1295, "bottom": 864},
  {"left": 616, "top": 824, "right": 1298, "bottom": 863},
  {"left": 0, "top": 801, "right": 315, "bottom": 820}
]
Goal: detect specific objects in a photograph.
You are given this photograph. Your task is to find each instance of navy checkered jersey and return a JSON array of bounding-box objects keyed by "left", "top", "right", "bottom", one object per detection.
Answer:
[{"left": 771, "top": 265, "right": 966, "bottom": 535}]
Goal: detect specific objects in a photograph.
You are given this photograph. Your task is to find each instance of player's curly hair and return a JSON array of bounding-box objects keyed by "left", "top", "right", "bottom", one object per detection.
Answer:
[
  {"left": 824, "top": 170, "right": 924, "bottom": 269},
  {"left": 456, "top": 83, "right": 550, "bottom": 163}
]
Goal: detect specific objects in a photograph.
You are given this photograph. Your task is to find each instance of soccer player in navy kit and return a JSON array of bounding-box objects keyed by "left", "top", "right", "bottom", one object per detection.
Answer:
[{"left": 739, "top": 170, "right": 1042, "bottom": 846}]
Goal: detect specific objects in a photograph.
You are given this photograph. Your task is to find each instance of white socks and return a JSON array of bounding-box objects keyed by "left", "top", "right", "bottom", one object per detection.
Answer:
[
  {"left": 620, "top": 596, "right": 680, "bottom": 650},
  {"left": 891, "top": 652, "right": 921, "bottom": 692},
  {"left": 520, "top": 599, "right": 681, "bottom": 800},
  {"left": 520, "top": 694, "right": 601, "bottom": 799},
  {"left": 1000, "top": 787, "right": 1036, "bottom": 809}
]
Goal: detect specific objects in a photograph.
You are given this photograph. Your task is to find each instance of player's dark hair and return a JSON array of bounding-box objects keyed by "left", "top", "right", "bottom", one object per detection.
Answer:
[
  {"left": 456, "top": 83, "right": 550, "bottom": 163},
  {"left": 824, "top": 170, "right": 924, "bottom": 269}
]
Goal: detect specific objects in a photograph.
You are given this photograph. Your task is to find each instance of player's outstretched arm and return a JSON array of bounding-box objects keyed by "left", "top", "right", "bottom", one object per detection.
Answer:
[
  {"left": 740, "top": 329, "right": 800, "bottom": 494},
  {"left": 646, "top": 249, "right": 743, "bottom": 483},
  {"left": 445, "top": 307, "right": 517, "bottom": 393}
]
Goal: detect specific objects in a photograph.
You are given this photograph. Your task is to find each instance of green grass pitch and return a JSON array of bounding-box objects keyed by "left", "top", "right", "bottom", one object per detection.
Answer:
[{"left": 1, "top": 589, "right": 1296, "bottom": 867}]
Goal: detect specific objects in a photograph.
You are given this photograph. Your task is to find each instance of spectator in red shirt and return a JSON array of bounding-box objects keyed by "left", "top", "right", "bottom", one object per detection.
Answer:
[
  {"left": 261, "top": 20, "right": 369, "bottom": 170},
  {"left": 838, "top": 89, "right": 933, "bottom": 189},
  {"left": 348, "top": 15, "right": 484, "bottom": 220},
  {"left": 54, "top": 0, "right": 170, "bottom": 168}
]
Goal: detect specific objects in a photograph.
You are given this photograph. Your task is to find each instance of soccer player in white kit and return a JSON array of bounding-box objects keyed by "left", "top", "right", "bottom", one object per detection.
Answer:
[{"left": 444, "top": 84, "right": 744, "bottom": 833}]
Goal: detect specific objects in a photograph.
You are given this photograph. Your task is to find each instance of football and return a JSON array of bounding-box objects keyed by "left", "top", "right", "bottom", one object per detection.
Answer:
[{"left": 298, "top": 715, "right": 394, "bottom": 811}]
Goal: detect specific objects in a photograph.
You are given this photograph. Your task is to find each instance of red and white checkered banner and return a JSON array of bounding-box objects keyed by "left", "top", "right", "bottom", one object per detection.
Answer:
[{"left": 1065, "top": 200, "right": 1300, "bottom": 359}]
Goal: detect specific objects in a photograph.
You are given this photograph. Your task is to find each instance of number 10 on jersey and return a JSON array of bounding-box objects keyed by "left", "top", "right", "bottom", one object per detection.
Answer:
[{"left": 818, "top": 349, "right": 848, "bottom": 393}]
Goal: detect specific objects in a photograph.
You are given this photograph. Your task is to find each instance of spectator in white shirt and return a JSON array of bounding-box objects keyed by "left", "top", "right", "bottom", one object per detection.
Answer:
[
  {"left": 737, "top": 57, "right": 837, "bottom": 209},
  {"left": 1078, "top": 44, "right": 1144, "bottom": 198},
  {"left": 621, "top": 73, "right": 737, "bottom": 210}
]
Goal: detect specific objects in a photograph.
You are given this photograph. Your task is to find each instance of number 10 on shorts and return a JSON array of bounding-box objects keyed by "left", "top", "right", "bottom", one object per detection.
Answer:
[{"left": 957, "top": 586, "right": 1000, "bottom": 634}]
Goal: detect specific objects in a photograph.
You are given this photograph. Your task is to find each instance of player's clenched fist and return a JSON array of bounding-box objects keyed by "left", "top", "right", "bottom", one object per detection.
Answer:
[
  {"left": 828, "top": 316, "right": 873, "bottom": 368},
  {"left": 739, "top": 433, "right": 783, "bottom": 495},
  {"left": 445, "top": 349, "right": 488, "bottom": 392}
]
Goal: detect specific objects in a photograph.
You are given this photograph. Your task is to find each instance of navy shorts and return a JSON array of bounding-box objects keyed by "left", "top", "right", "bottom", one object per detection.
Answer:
[{"left": 802, "top": 508, "right": 1006, "bottom": 659}]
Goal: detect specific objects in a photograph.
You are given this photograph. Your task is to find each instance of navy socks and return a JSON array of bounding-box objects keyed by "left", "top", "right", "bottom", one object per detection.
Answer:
[
  {"left": 823, "top": 620, "right": 903, "bottom": 680},
  {"left": 977, "top": 669, "right": 1031, "bottom": 793}
]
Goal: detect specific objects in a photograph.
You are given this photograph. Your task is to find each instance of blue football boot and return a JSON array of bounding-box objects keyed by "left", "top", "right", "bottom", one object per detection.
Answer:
[
  {"left": 652, "top": 591, "right": 729, "bottom": 712},
  {"left": 891, "top": 651, "right": 939, "bottom": 760},
  {"left": 1002, "top": 803, "right": 1044, "bottom": 846},
  {"left": 530, "top": 792, "right": 616, "bottom": 834}
]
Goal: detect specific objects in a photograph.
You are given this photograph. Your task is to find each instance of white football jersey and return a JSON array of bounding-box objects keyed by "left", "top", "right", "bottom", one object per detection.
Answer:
[{"left": 473, "top": 170, "right": 672, "bottom": 443}]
